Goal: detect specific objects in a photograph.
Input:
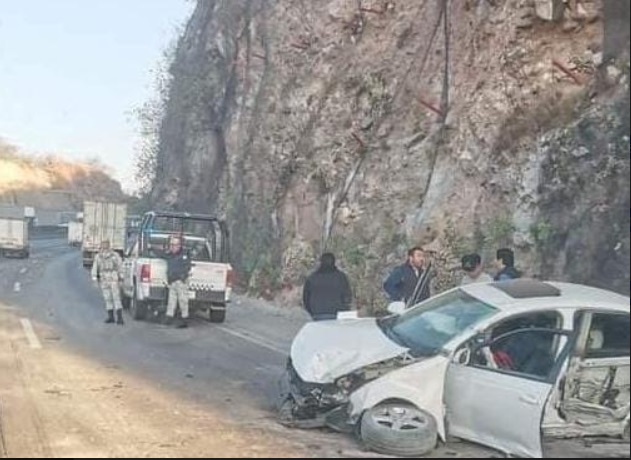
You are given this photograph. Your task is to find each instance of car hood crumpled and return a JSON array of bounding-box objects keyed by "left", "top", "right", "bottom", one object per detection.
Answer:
[{"left": 290, "top": 318, "right": 408, "bottom": 384}]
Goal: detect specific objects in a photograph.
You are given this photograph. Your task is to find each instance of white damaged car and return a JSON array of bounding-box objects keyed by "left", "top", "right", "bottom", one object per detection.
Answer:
[{"left": 278, "top": 280, "right": 630, "bottom": 457}]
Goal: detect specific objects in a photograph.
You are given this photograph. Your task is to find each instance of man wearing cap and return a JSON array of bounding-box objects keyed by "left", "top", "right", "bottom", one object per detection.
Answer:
[
  {"left": 460, "top": 253, "right": 493, "bottom": 286},
  {"left": 92, "top": 240, "right": 124, "bottom": 325}
]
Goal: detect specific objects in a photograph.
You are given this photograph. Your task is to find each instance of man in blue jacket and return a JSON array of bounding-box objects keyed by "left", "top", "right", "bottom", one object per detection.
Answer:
[{"left": 384, "top": 247, "right": 431, "bottom": 307}]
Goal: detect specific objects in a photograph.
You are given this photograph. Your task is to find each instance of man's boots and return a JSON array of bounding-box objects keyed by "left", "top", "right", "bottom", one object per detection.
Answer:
[
  {"left": 116, "top": 310, "right": 125, "bottom": 326},
  {"left": 105, "top": 310, "right": 115, "bottom": 324},
  {"left": 177, "top": 318, "right": 189, "bottom": 329}
]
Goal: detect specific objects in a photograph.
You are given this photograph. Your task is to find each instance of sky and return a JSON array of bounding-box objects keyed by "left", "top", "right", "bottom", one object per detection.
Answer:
[{"left": 0, "top": 0, "right": 194, "bottom": 192}]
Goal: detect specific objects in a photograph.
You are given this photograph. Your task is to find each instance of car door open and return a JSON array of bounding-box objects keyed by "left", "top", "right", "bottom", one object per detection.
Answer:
[{"left": 545, "top": 311, "right": 630, "bottom": 440}]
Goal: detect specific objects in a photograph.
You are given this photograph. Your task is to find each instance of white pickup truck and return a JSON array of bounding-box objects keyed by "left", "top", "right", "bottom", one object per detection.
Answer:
[{"left": 119, "top": 212, "right": 233, "bottom": 323}]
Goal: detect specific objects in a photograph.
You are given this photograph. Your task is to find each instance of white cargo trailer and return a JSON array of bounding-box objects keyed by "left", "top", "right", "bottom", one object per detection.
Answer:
[
  {"left": 67, "top": 221, "right": 84, "bottom": 247},
  {"left": 0, "top": 218, "right": 29, "bottom": 258},
  {"left": 81, "top": 201, "right": 127, "bottom": 268}
]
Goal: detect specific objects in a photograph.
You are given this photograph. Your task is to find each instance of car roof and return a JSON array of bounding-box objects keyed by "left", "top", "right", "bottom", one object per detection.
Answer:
[{"left": 461, "top": 279, "right": 630, "bottom": 314}]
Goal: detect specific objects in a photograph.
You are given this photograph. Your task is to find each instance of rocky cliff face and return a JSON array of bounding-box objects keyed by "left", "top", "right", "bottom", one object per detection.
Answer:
[{"left": 151, "top": 0, "right": 630, "bottom": 309}]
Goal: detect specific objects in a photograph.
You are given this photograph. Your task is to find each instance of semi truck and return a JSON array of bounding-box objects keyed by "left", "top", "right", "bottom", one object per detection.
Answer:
[
  {"left": 81, "top": 201, "right": 127, "bottom": 268},
  {"left": 67, "top": 221, "right": 84, "bottom": 247},
  {"left": 0, "top": 217, "right": 30, "bottom": 258}
]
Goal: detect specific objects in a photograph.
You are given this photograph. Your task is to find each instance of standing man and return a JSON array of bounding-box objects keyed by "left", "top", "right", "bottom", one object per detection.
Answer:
[
  {"left": 384, "top": 247, "right": 431, "bottom": 307},
  {"left": 494, "top": 248, "right": 521, "bottom": 281},
  {"left": 461, "top": 253, "right": 493, "bottom": 285},
  {"left": 303, "top": 253, "right": 353, "bottom": 321},
  {"left": 91, "top": 240, "right": 124, "bottom": 325},
  {"left": 164, "top": 235, "right": 193, "bottom": 329}
]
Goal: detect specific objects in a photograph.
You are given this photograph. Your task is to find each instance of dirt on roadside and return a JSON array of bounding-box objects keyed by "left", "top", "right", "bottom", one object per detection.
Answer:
[{"left": 0, "top": 307, "right": 308, "bottom": 459}]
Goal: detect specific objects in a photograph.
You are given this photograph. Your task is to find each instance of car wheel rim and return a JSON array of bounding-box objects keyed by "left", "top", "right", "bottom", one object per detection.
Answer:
[{"left": 372, "top": 407, "right": 429, "bottom": 432}]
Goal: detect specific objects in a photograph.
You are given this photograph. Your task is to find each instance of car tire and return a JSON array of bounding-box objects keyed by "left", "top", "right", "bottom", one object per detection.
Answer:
[
  {"left": 130, "top": 284, "right": 147, "bottom": 321},
  {"left": 209, "top": 306, "right": 226, "bottom": 324},
  {"left": 360, "top": 402, "right": 438, "bottom": 458}
]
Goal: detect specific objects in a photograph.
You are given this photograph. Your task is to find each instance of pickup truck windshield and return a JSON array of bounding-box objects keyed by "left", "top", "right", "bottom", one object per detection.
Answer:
[
  {"left": 149, "top": 216, "right": 219, "bottom": 237},
  {"left": 141, "top": 234, "right": 213, "bottom": 262}
]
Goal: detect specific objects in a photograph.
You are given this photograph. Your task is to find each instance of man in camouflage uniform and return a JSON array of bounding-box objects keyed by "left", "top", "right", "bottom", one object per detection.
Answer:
[{"left": 91, "top": 240, "right": 124, "bottom": 325}]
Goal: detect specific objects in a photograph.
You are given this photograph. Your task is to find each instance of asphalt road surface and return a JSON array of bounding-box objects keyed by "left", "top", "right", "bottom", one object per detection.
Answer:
[{"left": 0, "top": 234, "right": 627, "bottom": 458}]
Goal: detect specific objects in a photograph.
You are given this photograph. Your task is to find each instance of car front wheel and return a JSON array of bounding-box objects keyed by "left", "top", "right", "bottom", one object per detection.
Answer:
[{"left": 360, "top": 402, "right": 438, "bottom": 457}]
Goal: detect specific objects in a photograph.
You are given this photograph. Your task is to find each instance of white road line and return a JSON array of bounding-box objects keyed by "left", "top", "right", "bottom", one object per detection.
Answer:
[
  {"left": 20, "top": 319, "right": 42, "bottom": 350},
  {"left": 216, "top": 326, "right": 286, "bottom": 356}
]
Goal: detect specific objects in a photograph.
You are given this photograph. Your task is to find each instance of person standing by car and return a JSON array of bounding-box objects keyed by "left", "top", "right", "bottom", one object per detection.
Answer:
[
  {"left": 164, "top": 235, "right": 193, "bottom": 329},
  {"left": 91, "top": 240, "right": 124, "bottom": 325},
  {"left": 303, "top": 253, "right": 353, "bottom": 321},
  {"left": 494, "top": 248, "right": 521, "bottom": 281},
  {"left": 460, "top": 253, "right": 493, "bottom": 286},
  {"left": 384, "top": 247, "right": 431, "bottom": 307}
]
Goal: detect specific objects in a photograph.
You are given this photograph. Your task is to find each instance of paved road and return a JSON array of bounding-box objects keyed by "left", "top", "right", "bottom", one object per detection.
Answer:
[
  {"left": 0, "top": 237, "right": 626, "bottom": 458},
  {"left": 0, "top": 237, "right": 368, "bottom": 458}
]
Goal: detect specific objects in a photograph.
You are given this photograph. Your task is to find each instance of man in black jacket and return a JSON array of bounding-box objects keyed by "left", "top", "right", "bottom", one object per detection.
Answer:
[
  {"left": 164, "top": 236, "right": 193, "bottom": 328},
  {"left": 303, "top": 253, "right": 353, "bottom": 321},
  {"left": 384, "top": 247, "right": 431, "bottom": 307}
]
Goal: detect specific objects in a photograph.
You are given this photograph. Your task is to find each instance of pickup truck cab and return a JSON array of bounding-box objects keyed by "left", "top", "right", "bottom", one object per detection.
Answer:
[{"left": 120, "top": 212, "right": 233, "bottom": 323}]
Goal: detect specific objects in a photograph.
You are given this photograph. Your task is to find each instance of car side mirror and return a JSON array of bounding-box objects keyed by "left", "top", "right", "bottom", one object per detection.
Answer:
[
  {"left": 387, "top": 301, "right": 406, "bottom": 316},
  {"left": 453, "top": 348, "right": 471, "bottom": 366}
]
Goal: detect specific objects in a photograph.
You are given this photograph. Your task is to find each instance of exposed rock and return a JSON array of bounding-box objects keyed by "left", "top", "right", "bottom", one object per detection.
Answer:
[
  {"left": 571, "top": 146, "right": 590, "bottom": 158},
  {"left": 534, "top": 0, "right": 565, "bottom": 22},
  {"left": 148, "top": 0, "right": 630, "bottom": 311},
  {"left": 607, "top": 65, "right": 623, "bottom": 82}
]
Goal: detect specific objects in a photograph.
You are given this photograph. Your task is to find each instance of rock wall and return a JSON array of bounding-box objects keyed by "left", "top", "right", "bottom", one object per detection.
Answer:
[{"left": 151, "top": 0, "right": 630, "bottom": 308}]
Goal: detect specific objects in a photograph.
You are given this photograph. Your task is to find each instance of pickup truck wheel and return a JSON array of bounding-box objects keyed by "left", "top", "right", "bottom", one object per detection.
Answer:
[
  {"left": 360, "top": 402, "right": 437, "bottom": 458},
  {"left": 131, "top": 285, "right": 147, "bottom": 321},
  {"left": 209, "top": 306, "right": 226, "bottom": 324}
]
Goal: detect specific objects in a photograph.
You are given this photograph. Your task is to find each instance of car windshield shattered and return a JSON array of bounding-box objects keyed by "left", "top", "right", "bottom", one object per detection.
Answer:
[{"left": 379, "top": 290, "right": 497, "bottom": 356}]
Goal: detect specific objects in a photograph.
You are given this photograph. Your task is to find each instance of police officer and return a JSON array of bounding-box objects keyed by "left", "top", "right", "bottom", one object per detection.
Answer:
[
  {"left": 164, "top": 235, "right": 193, "bottom": 329},
  {"left": 91, "top": 240, "right": 124, "bottom": 325}
]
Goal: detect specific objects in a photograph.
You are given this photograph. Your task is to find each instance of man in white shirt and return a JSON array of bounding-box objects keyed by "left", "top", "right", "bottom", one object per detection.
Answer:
[{"left": 461, "top": 253, "right": 493, "bottom": 286}]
